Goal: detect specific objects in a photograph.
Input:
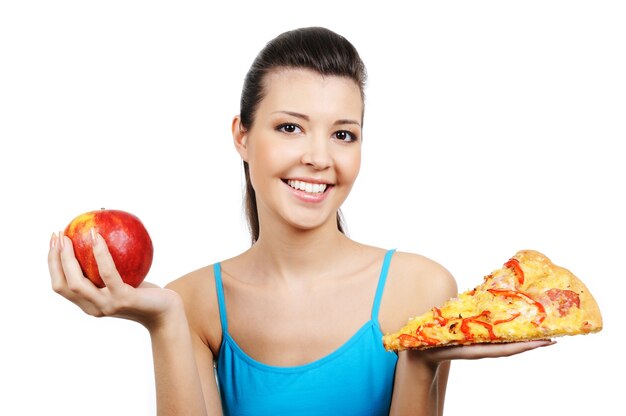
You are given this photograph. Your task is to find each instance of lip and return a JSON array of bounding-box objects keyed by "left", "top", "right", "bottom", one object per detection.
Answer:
[
  {"left": 283, "top": 177, "right": 333, "bottom": 185},
  {"left": 282, "top": 178, "right": 333, "bottom": 203}
]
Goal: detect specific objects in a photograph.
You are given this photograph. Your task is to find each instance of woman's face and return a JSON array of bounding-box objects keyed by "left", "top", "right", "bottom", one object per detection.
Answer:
[{"left": 237, "top": 68, "right": 363, "bottom": 235}]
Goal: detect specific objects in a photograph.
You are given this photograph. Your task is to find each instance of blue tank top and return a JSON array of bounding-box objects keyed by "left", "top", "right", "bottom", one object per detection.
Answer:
[{"left": 213, "top": 249, "right": 399, "bottom": 416}]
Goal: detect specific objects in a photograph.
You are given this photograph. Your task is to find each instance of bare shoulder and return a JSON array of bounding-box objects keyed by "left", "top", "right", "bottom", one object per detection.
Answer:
[
  {"left": 165, "top": 265, "right": 222, "bottom": 351},
  {"left": 379, "top": 251, "right": 458, "bottom": 334},
  {"left": 389, "top": 251, "right": 457, "bottom": 301},
  {"left": 166, "top": 265, "right": 215, "bottom": 302}
]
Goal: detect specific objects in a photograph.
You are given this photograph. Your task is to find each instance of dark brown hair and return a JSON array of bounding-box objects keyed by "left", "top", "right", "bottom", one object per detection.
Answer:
[{"left": 238, "top": 27, "right": 367, "bottom": 244}]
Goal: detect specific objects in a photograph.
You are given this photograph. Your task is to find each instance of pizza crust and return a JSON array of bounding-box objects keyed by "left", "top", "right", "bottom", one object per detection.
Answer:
[
  {"left": 383, "top": 250, "right": 603, "bottom": 352},
  {"left": 516, "top": 250, "right": 603, "bottom": 332}
]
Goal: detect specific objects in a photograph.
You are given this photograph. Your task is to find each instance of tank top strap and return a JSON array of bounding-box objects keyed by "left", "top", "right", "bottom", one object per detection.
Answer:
[
  {"left": 371, "top": 249, "right": 396, "bottom": 321},
  {"left": 213, "top": 262, "right": 229, "bottom": 334}
]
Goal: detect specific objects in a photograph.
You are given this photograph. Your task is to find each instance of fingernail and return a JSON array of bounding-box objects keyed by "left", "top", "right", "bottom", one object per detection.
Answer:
[
  {"left": 58, "top": 232, "right": 65, "bottom": 248},
  {"left": 90, "top": 228, "right": 97, "bottom": 245},
  {"left": 50, "top": 232, "right": 57, "bottom": 249}
]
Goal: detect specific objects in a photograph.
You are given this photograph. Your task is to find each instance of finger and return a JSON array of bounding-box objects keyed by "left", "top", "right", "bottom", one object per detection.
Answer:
[
  {"left": 50, "top": 232, "right": 104, "bottom": 315},
  {"left": 421, "top": 339, "right": 555, "bottom": 361},
  {"left": 48, "top": 232, "right": 68, "bottom": 294},
  {"left": 91, "top": 230, "right": 125, "bottom": 293},
  {"left": 58, "top": 234, "right": 102, "bottom": 300},
  {"left": 463, "top": 340, "right": 555, "bottom": 359},
  {"left": 138, "top": 281, "right": 160, "bottom": 289}
]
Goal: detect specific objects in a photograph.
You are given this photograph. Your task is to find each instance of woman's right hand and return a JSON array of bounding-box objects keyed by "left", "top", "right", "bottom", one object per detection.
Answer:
[{"left": 48, "top": 231, "right": 183, "bottom": 332}]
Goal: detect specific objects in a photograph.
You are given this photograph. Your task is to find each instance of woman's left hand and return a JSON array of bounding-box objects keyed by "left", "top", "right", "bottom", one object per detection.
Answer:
[{"left": 418, "top": 339, "right": 556, "bottom": 362}]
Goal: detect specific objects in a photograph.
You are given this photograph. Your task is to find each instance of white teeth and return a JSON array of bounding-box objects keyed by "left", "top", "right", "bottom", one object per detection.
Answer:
[{"left": 287, "top": 180, "right": 327, "bottom": 194}]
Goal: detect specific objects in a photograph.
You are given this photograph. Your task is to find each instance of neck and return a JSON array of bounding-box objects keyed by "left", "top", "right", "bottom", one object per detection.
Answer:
[{"left": 247, "top": 221, "right": 353, "bottom": 284}]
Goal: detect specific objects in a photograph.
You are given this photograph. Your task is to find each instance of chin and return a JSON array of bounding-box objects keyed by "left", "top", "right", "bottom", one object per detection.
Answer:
[{"left": 285, "top": 214, "right": 337, "bottom": 232}]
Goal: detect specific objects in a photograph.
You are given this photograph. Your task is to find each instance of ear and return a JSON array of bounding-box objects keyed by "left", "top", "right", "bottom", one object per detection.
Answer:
[{"left": 232, "top": 116, "right": 249, "bottom": 162}]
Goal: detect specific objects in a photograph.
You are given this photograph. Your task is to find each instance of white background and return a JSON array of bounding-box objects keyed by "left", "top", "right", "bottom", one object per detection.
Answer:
[{"left": 1, "top": 1, "right": 624, "bottom": 415}]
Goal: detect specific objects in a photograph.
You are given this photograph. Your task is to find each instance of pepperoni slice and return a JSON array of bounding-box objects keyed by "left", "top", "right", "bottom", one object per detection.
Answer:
[{"left": 545, "top": 288, "right": 580, "bottom": 317}]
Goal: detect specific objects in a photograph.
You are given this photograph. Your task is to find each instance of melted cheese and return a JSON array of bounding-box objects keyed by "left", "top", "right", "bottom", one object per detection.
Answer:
[{"left": 383, "top": 250, "right": 602, "bottom": 351}]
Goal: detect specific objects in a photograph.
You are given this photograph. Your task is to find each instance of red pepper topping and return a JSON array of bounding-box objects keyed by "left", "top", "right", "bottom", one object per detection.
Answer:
[
  {"left": 493, "top": 312, "right": 521, "bottom": 325},
  {"left": 418, "top": 333, "right": 440, "bottom": 346},
  {"left": 488, "top": 289, "right": 546, "bottom": 325},
  {"left": 398, "top": 334, "right": 420, "bottom": 348},
  {"left": 415, "top": 324, "right": 441, "bottom": 346},
  {"left": 432, "top": 307, "right": 448, "bottom": 326},
  {"left": 460, "top": 310, "right": 496, "bottom": 341},
  {"left": 504, "top": 258, "right": 524, "bottom": 285}
]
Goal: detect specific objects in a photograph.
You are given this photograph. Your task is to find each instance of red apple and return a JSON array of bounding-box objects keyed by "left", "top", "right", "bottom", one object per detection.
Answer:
[{"left": 64, "top": 209, "right": 153, "bottom": 288}]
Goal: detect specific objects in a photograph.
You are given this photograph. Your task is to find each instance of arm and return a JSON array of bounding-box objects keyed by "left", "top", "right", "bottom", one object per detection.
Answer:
[
  {"left": 390, "top": 340, "right": 553, "bottom": 416},
  {"left": 149, "top": 299, "right": 213, "bottom": 416},
  {"left": 386, "top": 253, "right": 554, "bottom": 415},
  {"left": 48, "top": 232, "right": 220, "bottom": 415},
  {"left": 163, "top": 280, "right": 223, "bottom": 415},
  {"left": 387, "top": 258, "right": 457, "bottom": 416},
  {"left": 389, "top": 352, "right": 450, "bottom": 416}
]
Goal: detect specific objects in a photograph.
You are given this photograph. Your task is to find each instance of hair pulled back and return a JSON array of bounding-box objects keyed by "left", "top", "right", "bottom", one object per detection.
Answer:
[{"left": 239, "top": 27, "right": 367, "bottom": 244}]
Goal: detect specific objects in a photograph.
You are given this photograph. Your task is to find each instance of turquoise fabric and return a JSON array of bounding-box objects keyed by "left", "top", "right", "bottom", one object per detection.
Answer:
[{"left": 213, "top": 249, "right": 399, "bottom": 415}]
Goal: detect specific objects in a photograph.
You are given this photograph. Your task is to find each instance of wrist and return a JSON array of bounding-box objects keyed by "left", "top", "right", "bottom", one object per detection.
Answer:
[
  {"left": 402, "top": 349, "right": 443, "bottom": 373},
  {"left": 144, "top": 292, "right": 187, "bottom": 335}
]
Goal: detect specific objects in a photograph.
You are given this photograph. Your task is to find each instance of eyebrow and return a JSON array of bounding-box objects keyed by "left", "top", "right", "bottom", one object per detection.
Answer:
[{"left": 273, "top": 110, "right": 361, "bottom": 127}]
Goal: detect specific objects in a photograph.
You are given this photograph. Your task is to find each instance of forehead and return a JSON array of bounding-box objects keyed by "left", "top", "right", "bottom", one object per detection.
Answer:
[{"left": 258, "top": 68, "right": 363, "bottom": 119}]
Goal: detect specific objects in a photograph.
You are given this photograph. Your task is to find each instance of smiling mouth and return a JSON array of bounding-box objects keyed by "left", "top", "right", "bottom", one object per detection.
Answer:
[{"left": 284, "top": 179, "right": 330, "bottom": 194}]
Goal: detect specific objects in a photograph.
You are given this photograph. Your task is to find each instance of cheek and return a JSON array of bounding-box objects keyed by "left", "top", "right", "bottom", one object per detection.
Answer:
[
  {"left": 336, "top": 150, "right": 361, "bottom": 181},
  {"left": 263, "top": 143, "right": 300, "bottom": 172},
  {"left": 247, "top": 140, "right": 299, "bottom": 187}
]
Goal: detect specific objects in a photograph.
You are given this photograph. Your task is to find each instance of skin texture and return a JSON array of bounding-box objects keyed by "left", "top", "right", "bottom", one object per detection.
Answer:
[
  {"left": 48, "top": 68, "right": 553, "bottom": 416},
  {"left": 235, "top": 69, "right": 363, "bottom": 235}
]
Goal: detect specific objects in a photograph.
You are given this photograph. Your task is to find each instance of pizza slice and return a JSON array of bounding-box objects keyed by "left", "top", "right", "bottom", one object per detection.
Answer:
[{"left": 383, "top": 250, "right": 603, "bottom": 352}]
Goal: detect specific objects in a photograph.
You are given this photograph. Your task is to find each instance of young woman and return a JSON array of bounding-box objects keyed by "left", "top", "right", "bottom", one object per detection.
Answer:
[{"left": 48, "top": 27, "right": 552, "bottom": 415}]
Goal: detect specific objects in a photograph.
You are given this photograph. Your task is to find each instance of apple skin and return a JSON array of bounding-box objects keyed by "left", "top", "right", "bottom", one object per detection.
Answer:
[{"left": 64, "top": 209, "right": 153, "bottom": 288}]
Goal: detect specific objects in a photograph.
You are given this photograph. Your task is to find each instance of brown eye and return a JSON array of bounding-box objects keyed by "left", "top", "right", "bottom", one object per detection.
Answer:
[
  {"left": 277, "top": 123, "right": 301, "bottom": 134},
  {"left": 334, "top": 130, "right": 357, "bottom": 142}
]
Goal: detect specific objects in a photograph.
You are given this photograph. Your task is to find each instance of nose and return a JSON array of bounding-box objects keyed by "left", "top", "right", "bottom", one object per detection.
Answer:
[{"left": 301, "top": 135, "right": 332, "bottom": 170}]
